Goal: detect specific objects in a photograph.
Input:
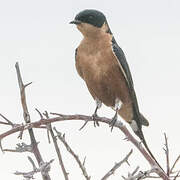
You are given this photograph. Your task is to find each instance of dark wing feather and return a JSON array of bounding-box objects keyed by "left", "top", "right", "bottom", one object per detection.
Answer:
[
  {"left": 112, "top": 38, "right": 142, "bottom": 130},
  {"left": 75, "top": 48, "right": 78, "bottom": 61}
]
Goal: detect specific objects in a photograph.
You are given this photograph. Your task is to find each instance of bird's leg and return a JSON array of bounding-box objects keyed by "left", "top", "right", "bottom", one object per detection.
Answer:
[
  {"left": 79, "top": 98, "right": 102, "bottom": 130},
  {"left": 110, "top": 98, "right": 122, "bottom": 131},
  {"left": 92, "top": 98, "right": 102, "bottom": 127}
]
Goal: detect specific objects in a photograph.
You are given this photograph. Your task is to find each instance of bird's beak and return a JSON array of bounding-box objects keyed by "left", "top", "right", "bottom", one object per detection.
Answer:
[{"left": 69, "top": 20, "right": 82, "bottom": 25}]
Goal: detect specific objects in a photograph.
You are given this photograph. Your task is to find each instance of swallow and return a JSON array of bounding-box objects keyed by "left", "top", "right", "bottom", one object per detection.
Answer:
[{"left": 70, "top": 9, "right": 162, "bottom": 169}]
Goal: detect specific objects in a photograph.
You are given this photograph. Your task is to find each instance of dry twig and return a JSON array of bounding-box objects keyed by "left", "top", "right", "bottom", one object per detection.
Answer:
[
  {"left": 170, "top": 154, "right": 180, "bottom": 174},
  {"left": 101, "top": 149, "right": 133, "bottom": 180},
  {"left": 54, "top": 127, "right": 91, "bottom": 180},
  {"left": 43, "top": 111, "right": 69, "bottom": 180},
  {"left": 14, "top": 156, "right": 54, "bottom": 180},
  {"left": 3, "top": 142, "right": 34, "bottom": 153},
  {"left": 163, "top": 133, "right": 170, "bottom": 176}
]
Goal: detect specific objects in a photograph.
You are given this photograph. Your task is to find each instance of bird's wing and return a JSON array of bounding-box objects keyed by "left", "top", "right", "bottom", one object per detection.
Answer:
[{"left": 111, "top": 38, "right": 142, "bottom": 130}]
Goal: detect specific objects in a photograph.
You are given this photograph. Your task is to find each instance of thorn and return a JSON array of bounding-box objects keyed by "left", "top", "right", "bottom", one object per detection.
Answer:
[
  {"left": 18, "top": 126, "right": 24, "bottom": 139},
  {"left": 35, "top": 108, "right": 43, "bottom": 119},
  {"left": 83, "top": 156, "right": 86, "bottom": 166},
  {"left": 79, "top": 121, "right": 88, "bottom": 130},
  {"left": 50, "top": 112, "right": 64, "bottom": 117},
  {"left": 0, "top": 140, "right": 4, "bottom": 153},
  {"left": 24, "top": 82, "right": 32, "bottom": 88},
  {"left": 126, "top": 160, "right": 130, "bottom": 166},
  {"left": 43, "top": 111, "right": 49, "bottom": 119},
  {"left": 123, "top": 137, "right": 129, "bottom": 141},
  {"left": 121, "top": 176, "right": 126, "bottom": 180}
]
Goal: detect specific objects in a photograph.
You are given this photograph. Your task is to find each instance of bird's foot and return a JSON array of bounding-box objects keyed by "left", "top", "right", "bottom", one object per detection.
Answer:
[
  {"left": 92, "top": 112, "right": 99, "bottom": 127},
  {"left": 109, "top": 112, "right": 118, "bottom": 131},
  {"left": 79, "top": 112, "right": 99, "bottom": 130}
]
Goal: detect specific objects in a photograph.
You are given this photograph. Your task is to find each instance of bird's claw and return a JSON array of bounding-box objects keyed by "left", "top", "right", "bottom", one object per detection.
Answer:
[
  {"left": 109, "top": 113, "right": 118, "bottom": 131},
  {"left": 92, "top": 113, "right": 99, "bottom": 127}
]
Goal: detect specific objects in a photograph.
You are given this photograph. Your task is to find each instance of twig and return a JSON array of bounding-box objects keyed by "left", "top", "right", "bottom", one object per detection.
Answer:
[
  {"left": 15, "top": 62, "right": 51, "bottom": 180},
  {"left": 43, "top": 111, "right": 69, "bottom": 180},
  {"left": 170, "top": 154, "right": 180, "bottom": 174},
  {"left": 163, "top": 133, "right": 170, "bottom": 176},
  {"left": 101, "top": 149, "right": 133, "bottom": 180},
  {"left": 173, "top": 171, "right": 180, "bottom": 180},
  {"left": 131, "top": 166, "right": 140, "bottom": 176},
  {"left": 14, "top": 156, "right": 54, "bottom": 180},
  {"left": 122, "top": 167, "right": 157, "bottom": 180},
  {"left": 54, "top": 127, "right": 91, "bottom": 180},
  {"left": 43, "top": 111, "right": 51, "bottom": 143},
  {"left": 3, "top": 142, "right": 34, "bottom": 153},
  {"left": 0, "top": 113, "right": 19, "bottom": 127},
  {"left": 35, "top": 108, "right": 43, "bottom": 119}
]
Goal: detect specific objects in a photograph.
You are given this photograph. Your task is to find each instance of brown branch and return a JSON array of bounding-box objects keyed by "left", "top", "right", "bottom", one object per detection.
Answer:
[
  {"left": 54, "top": 127, "right": 91, "bottom": 180},
  {"left": 15, "top": 62, "right": 51, "bottom": 180},
  {"left": 0, "top": 113, "right": 19, "bottom": 127},
  {"left": 43, "top": 111, "right": 69, "bottom": 180},
  {"left": 101, "top": 149, "right": 133, "bottom": 180},
  {"left": 0, "top": 113, "right": 169, "bottom": 179}
]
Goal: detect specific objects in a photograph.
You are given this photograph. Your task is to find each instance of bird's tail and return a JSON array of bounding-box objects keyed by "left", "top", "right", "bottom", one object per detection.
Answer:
[{"left": 133, "top": 120, "right": 165, "bottom": 173}]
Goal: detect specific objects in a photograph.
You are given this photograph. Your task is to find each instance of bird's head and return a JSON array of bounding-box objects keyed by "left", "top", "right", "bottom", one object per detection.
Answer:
[{"left": 70, "top": 9, "right": 111, "bottom": 37}]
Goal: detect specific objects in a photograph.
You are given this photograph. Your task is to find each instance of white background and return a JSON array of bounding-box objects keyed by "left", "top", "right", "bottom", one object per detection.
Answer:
[{"left": 0, "top": 0, "right": 180, "bottom": 179}]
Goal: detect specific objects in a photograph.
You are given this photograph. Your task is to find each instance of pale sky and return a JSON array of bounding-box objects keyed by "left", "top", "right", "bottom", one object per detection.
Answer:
[{"left": 0, "top": 0, "right": 180, "bottom": 179}]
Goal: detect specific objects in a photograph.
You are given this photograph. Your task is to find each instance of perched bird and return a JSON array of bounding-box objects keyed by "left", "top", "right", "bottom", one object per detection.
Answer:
[
  {"left": 70, "top": 9, "right": 148, "bottom": 134},
  {"left": 70, "top": 9, "right": 161, "bottom": 168}
]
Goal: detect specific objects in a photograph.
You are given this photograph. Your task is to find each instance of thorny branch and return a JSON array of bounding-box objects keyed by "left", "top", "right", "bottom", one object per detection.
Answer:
[
  {"left": 170, "top": 154, "right": 180, "bottom": 174},
  {"left": 15, "top": 62, "right": 51, "bottom": 180},
  {"left": 0, "top": 112, "right": 171, "bottom": 179},
  {"left": 164, "top": 133, "right": 170, "bottom": 176},
  {"left": 122, "top": 167, "right": 157, "bottom": 180},
  {"left": 43, "top": 111, "right": 69, "bottom": 180},
  {"left": 3, "top": 142, "right": 34, "bottom": 153},
  {"left": 101, "top": 149, "right": 133, "bottom": 180},
  {"left": 14, "top": 156, "right": 54, "bottom": 180},
  {"left": 54, "top": 127, "right": 91, "bottom": 180}
]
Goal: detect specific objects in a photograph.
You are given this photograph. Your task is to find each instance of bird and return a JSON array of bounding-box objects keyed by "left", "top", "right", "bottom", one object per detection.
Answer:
[{"left": 70, "top": 9, "right": 162, "bottom": 169}]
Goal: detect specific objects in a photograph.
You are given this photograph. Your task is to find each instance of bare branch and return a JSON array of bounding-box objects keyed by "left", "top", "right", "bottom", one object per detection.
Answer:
[
  {"left": 35, "top": 108, "right": 43, "bottom": 119},
  {"left": 28, "top": 156, "right": 38, "bottom": 171},
  {"left": 170, "top": 154, "right": 180, "bottom": 174},
  {"left": 54, "top": 127, "right": 90, "bottom": 180},
  {"left": 0, "top": 114, "right": 14, "bottom": 126},
  {"left": 14, "top": 157, "right": 54, "bottom": 180},
  {"left": 163, "top": 133, "right": 170, "bottom": 176},
  {"left": 3, "top": 142, "right": 34, "bottom": 153},
  {"left": 15, "top": 62, "right": 51, "bottom": 180},
  {"left": 43, "top": 111, "right": 69, "bottom": 180},
  {"left": 43, "top": 111, "right": 51, "bottom": 144},
  {"left": 101, "top": 149, "right": 133, "bottom": 180},
  {"left": 131, "top": 166, "right": 140, "bottom": 176},
  {"left": 0, "top": 113, "right": 170, "bottom": 179},
  {"left": 173, "top": 171, "right": 180, "bottom": 180},
  {"left": 123, "top": 167, "right": 157, "bottom": 180}
]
